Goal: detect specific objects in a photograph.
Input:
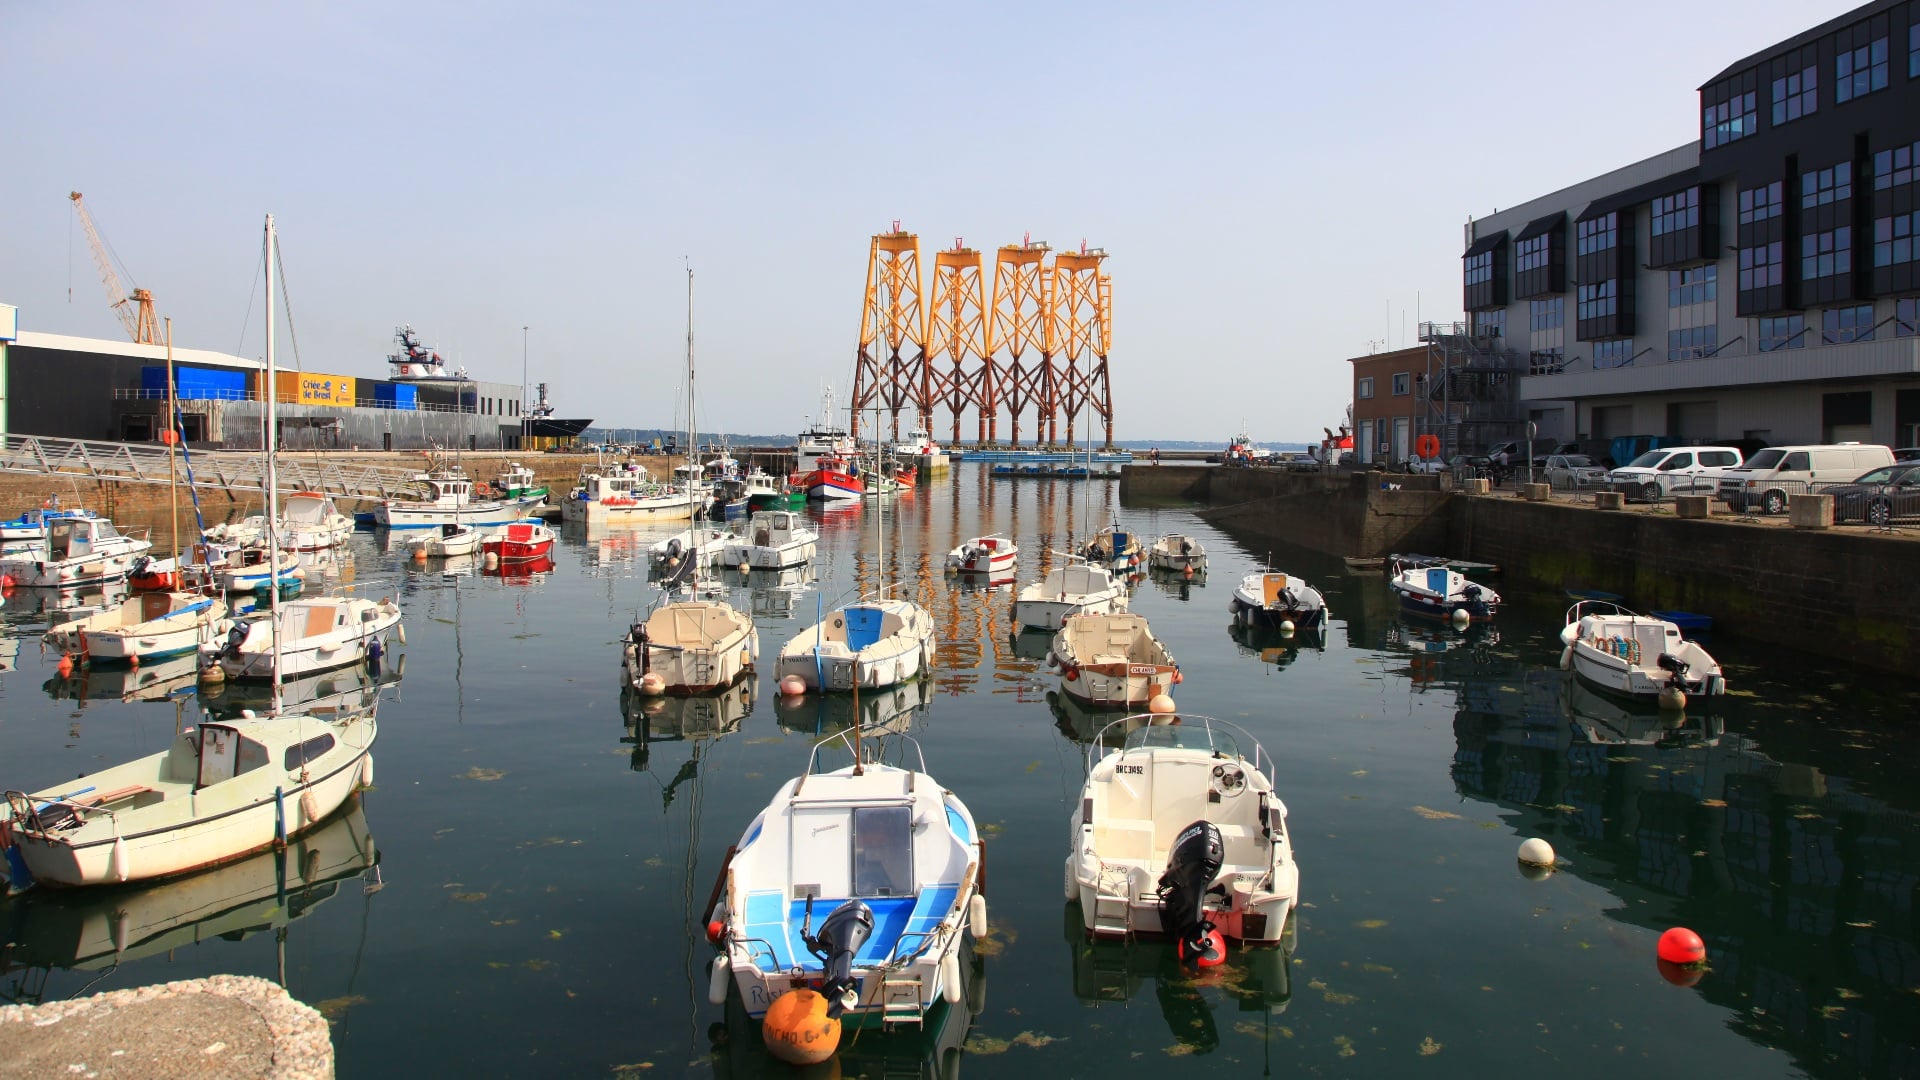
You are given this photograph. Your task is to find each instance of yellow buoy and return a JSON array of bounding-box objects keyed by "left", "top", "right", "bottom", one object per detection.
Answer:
[{"left": 761, "top": 987, "right": 840, "bottom": 1066}]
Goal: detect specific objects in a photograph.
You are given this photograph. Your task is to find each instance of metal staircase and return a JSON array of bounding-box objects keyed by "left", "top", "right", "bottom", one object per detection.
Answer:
[
  {"left": 0, "top": 435, "right": 425, "bottom": 500},
  {"left": 1415, "top": 322, "right": 1527, "bottom": 460}
]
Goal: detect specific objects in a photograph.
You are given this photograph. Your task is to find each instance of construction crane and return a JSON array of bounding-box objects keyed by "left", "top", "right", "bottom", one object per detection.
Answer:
[{"left": 69, "top": 191, "right": 162, "bottom": 345}]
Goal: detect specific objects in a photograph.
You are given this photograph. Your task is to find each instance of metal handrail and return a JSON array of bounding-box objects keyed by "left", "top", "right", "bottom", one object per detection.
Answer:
[
  {"left": 0, "top": 434, "right": 426, "bottom": 499},
  {"left": 1086, "top": 713, "right": 1274, "bottom": 788}
]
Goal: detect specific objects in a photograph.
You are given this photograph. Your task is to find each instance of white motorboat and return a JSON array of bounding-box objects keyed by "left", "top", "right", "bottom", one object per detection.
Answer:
[
  {"left": 1228, "top": 571, "right": 1328, "bottom": 629},
  {"left": 374, "top": 468, "right": 520, "bottom": 529},
  {"left": 1049, "top": 612, "right": 1182, "bottom": 707},
  {"left": 1066, "top": 714, "right": 1298, "bottom": 959},
  {"left": 215, "top": 596, "right": 402, "bottom": 680},
  {"left": 1082, "top": 522, "right": 1141, "bottom": 565},
  {"left": 561, "top": 466, "right": 697, "bottom": 526},
  {"left": 246, "top": 492, "right": 354, "bottom": 551},
  {"left": 0, "top": 517, "right": 151, "bottom": 589},
  {"left": 704, "top": 726, "right": 987, "bottom": 1025},
  {"left": 210, "top": 546, "right": 303, "bottom": 595},
  {"left": 1, "top": 709, "right": 374, "bottom": 889},
  {"left": 1, "top": 508, "right": 101, "bottom": 559},
  {"left": 44, "top": 591, "right": 229, "bottom": 664},
  {"left": 1013, "top": 558, "right": 1129, "bottom": 632},
  {"left": 1147, "top": 534, "right": 1207, "bottom": 573},
  {"left": 945, "top": 534, "right": 1018, "bottom": 574},
  {"left": 649, "top": 526, "right": 736, "bottom": 570},
  {"left": 1387, "top": 558, "right": 1500, "bottom": 622},
  {"left": 405, "top": 523, "right": 482, "bottom": 559},
  {"left": 775, "top": 595, "right": 936, "bottom": 692},
  {"left": 720, "top": 510, "right": 818, "bottom": 570},
  {"left": 1558, "top": 600, "right": 1727, "bottom": 706}
]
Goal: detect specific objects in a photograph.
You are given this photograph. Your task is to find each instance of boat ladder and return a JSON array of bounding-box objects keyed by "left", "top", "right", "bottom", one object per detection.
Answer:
[
  {"left": 878, "top": 971, "right": 926, "bottom": 1027},
  {"left": 1091, "top": 865, "right": 1136, "bottom": 940}
]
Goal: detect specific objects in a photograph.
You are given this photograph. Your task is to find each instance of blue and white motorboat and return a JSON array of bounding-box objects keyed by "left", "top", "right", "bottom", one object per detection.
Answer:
[
  {"left": 1387, "top": 557, "right": 1500, "bottom": 622},
  {"left": 704, "top": 726, "right": 987, "bottom": 1025}
]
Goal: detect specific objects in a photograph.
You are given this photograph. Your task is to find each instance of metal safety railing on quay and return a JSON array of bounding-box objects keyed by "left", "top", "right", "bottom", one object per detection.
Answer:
[{"left": 0, "top": 434, "right": 427, "bottom": 499}]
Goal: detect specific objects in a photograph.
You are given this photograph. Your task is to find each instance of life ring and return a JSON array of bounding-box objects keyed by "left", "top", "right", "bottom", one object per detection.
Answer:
[{"left": 1415, "top": 434, "right": 1441, "bottom": 459}]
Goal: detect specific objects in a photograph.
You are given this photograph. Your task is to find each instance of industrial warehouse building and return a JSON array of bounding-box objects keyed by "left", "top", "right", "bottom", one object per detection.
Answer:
[
  {"left": 1428, "top": 0, "right": 1920, "bottom": 461},
  {"left": 0, "top": 304, "right": 528, "bottom": 451}
]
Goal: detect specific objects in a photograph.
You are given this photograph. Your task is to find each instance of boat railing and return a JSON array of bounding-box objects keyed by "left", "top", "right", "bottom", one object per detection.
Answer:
[
  {"left": 1087, "top": 713, "right": 1274, "bottom": 788},
  {"left": 800, "top": 723, "right": 928, "bottom": 780},
  {"left": 1563, "top": 599, "right": 1637, "bottom": 626}
]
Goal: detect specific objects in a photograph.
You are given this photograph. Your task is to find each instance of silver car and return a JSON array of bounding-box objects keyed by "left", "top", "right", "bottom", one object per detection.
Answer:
[{"left": 1542, "top": 454, "right": 1607, "bottom": 490}]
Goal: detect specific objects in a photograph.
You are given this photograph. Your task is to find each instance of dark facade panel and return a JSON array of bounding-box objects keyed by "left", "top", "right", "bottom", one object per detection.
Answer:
[
  {"left": 1463, "top": 231, "right": 1509, "bottom": 312},
  {"left": 1647, "top": 185, "right": 1720, "bottom": 268},
  {"left": 5, "top": 347, "right": 152, "bottom": 440},
  {"left": 1514, "top": 212, "right": 1567, "bottom": 299},
  {"left": 1574, "top": 209, "right": 1637, "bottom": 340}
]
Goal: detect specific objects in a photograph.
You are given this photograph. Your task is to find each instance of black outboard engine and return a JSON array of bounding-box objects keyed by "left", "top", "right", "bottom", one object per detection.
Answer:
[
  {"left": 801, "top": 897, "right": 875, "bottom": 1017},
  {"left": 1657, "top": 652, "right": 1690, "bottom": 683},
  {"left": 130, "top": 554, "right": 152, "bottom": 578},
  {"left": 1157, "top": 820, "right": 1225, "bottom": 963},
  {"left": 627, "top": 622, "right": 650, "bottom": 674},
  {"left": 220, "top": 620, "right": 249, "bottom": 661}
]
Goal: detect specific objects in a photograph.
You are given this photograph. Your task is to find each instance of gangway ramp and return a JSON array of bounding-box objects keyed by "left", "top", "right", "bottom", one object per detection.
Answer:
[{"left": 0, "top": 435, "right": 424, "bottom": 500}]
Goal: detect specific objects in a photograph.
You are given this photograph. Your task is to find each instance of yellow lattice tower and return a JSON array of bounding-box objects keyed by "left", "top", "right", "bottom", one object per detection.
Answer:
[
  {"left": 926, "top": 240, "right": 989, "bottom": 445},
  {"left": 1049, "top": 245, "right": 1112, "bottom": 448},
  {"left": 851, "top": 225, "right": 927, "bottom": 442},
  {"left": 986, "top": 236, "right": 1051, "bottom": 447}
]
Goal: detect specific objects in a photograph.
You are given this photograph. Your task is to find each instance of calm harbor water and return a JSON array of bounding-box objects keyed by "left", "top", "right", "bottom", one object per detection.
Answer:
[{"left": 3, "top": 465, "right": 1919, "bottom": 1078}]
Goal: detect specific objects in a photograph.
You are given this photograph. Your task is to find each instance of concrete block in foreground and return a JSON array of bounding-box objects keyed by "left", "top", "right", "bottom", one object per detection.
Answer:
[
  {"left": 0, "top": 974, "right": 333, "bottom": 1080},
  {"left": 1788, "top": 493, "right": 1834, "bottom": 529}
]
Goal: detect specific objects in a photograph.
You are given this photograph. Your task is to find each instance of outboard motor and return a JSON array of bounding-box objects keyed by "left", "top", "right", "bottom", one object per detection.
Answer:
[
  {"left": 1657, "top": 652, "right": 1690, "bottom": 683},
  {"left": 627, "top": 622, "right": 651, "bottom": 675},
  {"left": 130, "top": 554, "right": 152, "bottom": 578},
  {"left": 1157, "top": 820, "right": 1225, "bottom": 964},
  {"left": 220, "top": 620, "right": 249, "bottom": 661},
  {"left": 801, "top": 897, "right": 875, "bottom": 1017}
]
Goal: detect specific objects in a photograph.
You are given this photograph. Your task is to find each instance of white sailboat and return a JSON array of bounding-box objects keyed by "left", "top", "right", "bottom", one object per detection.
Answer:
[
  {"left": 0, "top": 214, "right": 377, "bottom": 892},
  {"left": 621, "top": 267, "right": 758, "bottom": 697}
]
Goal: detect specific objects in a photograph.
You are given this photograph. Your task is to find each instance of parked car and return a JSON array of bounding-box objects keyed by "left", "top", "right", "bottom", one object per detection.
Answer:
[
  {"left": 1718, "top": 443, "right": 1896, "bottom": 514},
  {"left": 1826, "top": 463, "right": 1920, "bottom": 525},
  {"left": 1542, "top": 454, "right": 1607, "bottom": 490},
  {"left": 1894, "top": 447, "right": 1920, "bottom": 463},
  {"left": 1607, "top": 446, "right": 1744, "bottom": 502}
]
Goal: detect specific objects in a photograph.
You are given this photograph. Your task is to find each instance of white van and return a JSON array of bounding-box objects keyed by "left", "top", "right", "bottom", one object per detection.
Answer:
[
  {"left": 1607, "top": 446, "right": 1744, "bottom": 501},
  {"left": 1716, "top": 443, "right": 1896, "bottom": 514}
]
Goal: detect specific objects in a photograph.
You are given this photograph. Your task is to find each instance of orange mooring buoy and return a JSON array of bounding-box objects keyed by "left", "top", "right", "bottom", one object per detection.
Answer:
[{"left": 762, "top": 987, "right": 840, "bottom": 1065}]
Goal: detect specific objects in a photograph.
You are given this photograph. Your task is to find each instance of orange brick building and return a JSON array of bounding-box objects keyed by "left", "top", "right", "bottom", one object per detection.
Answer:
[{"left": 1348, "top": 345, "right": 1427, "bottom": 466}]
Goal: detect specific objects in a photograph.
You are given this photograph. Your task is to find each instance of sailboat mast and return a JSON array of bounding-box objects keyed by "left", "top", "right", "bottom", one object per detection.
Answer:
[
  {"left": 685, "top": 264, "right": 699, "bottom": 577},
  {"left": 264, "top": 214, "right": 285, "bottom": 715}
]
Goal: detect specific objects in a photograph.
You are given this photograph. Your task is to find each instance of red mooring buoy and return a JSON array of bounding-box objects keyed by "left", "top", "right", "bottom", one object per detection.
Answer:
[{"left": 1657, "top": 926, "right": 1706, "bottom": 966}]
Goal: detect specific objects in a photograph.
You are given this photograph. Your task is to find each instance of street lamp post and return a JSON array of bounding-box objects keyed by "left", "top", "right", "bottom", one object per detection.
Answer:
[{"left": 521, "top": 325, "right": 529, "bottom": 449}]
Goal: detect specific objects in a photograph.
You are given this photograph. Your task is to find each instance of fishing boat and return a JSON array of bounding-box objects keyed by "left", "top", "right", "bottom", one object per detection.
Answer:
[
  {"left": 480, "top": 520, "right": 555, "bottom": 563},
  {"left": 1066, "top": 714, "right": 1298, "bottom": 962},
  {"left": 793, "top": 387, "right": 858, "bottom": 475},
  {"left": 0, "top": 213, "right": 378, "bottom": 894},
  {"left": 945, "top": 535, "right": 1018, "bottom": 574},
  {"left": 214, "top": 596, "right": 402, "bottom": 680},
  {"left": 44, "top": 591, "right": 229, "bottom": 664},
  {"left": 374, "top": 467, "right": 520, "bottom": 530},
  {"left": 1082, "top": 521, "right": 1141, "bottom": 565},
  {"left": 1013, "top": 557, "right": 1129, "bottom": 632},
  {"left": 621, "top": 267, "right": 760, "bottom": 699},
  {"left": 649, "top": 526, "right": 736, "bottom": 571},
  {"left": 1558, "top": 600, "right": 1727, "bottom": 707},
  {"left": 1228, "top": 571, "right": 1328, "bottom": 629},
  {"left": 703, "top": 725, "right": 987, "bottom": 1026},
  {"left": 260, "top": 493, "right": 354, "bottom": 551},
  {"left": 561, "top": 465, "right": 697, "bottom": 526},
  {"left": 490, "top": 462, "right": 549, "bottom": 506},
  {"left": 800, "top": 453, "right": 867, "bottom": 502},
  {"left": 720, "top": 510, "right": 818, "bottom": 570},
  {"left": 0, "top": 517, "right": 151, "bottom": 589},
  {"left": 1049, "top": 612, "right": 1182, "bottom": 707},
  {"left": 405, "top": 523, "right": 482, "bottom": 559},
  {"left": 1147, "top": 534, "right": 1207, "bottom": 573},
  {"left": 744, "top": 470, "right": 806, "bottom": 512},
  {"left": 1387, "top": 557, "right": 1500, "bottom": 622}
]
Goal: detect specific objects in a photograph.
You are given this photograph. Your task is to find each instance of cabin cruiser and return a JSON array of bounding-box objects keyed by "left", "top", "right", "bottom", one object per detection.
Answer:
[
  {"left": 1013, "top": 558, "right": 1129, "bottom": 632},
  {"left": 0, "top": 517, "right": 151, "bottom": 588},
  {"left": 1559, "top": 600, "right": 1726, "bottom": 707}
]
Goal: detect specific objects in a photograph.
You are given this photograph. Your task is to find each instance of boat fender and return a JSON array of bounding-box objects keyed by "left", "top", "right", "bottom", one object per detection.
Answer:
[
  {"left": 941, "top": 952, "right": 964, "bottom": 1004},
  {"left": 1559, "top": 646, "right": 1573, "bottom": 671},
  {"left": 1171, "top": 669, "right": 1184, "bottom": 685},
  {"left": 1707, "top": 674, "right": 1725, "bottom": 696},
  {"left": 969, "top": 893, "right": 988, "bottom": 938},
  {"left": 1063, "top": 664, "right": 1078, "bottom": 682},
  {"left": 360, "top": 755, "right": 374, "bottom": 790},
  {"left": 707, "top": 955, "right": 730, "bottom": 1006},
  {"left": 109, "top": 835, "right": 130, "bottom": 882},
  {"left": 300, "top": 787, "right": 320, "bottom": 825}
]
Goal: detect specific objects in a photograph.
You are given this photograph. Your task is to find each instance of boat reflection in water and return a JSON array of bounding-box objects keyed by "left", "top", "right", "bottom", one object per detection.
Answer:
[
  {"left": 731, "top": 564, "right": 815, "bottom": 620},
  {"left": 1061, "top": 902, "right": 1292, "bottom": 1058},
  {"left": 1008, "top": 627, "right": 1056, "bottom": 663},
  {"left": 1145, "top": 562, "right": 1207, "bottom": 601},
  {"left": 620, "top": 679, "right": 754, "bottom": 773},
  {"left": 198, "top": 661, "right": 403, "bottom": 723},
  {"left": 708, "top": 936, "right": 984, "bottom": 1080},
  {"left": 1045, "top": 688, "right": 1139, "bottom": 748},
  {"left": 949, "top": 566, "right": 1015, "bottom": 594},
  {"left": 2, "top": 803, "right": 378, "bottom": 988},
  {"left": 1564, "top": 677, "right": 1725, "bottom": 748},
  {"left": 1226, "top": 619, "right": 1325, "bottom": 673},
  {"left": 42, "top": 652, "right": 201, "bottom": 706},
  {"left": 773, "top": 676, "right": 931, "bottom": 739},
  {"left": 484, "top": 552, "right": 554, "bottom": 583},
  {"left": 2, "top": 583, "right": 130, "bottom": 624}
]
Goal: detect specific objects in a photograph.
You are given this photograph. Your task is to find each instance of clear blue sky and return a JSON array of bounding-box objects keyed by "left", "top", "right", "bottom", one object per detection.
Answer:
[{"left": 1, "top": 0, "right": 1860, "bottom": 442}]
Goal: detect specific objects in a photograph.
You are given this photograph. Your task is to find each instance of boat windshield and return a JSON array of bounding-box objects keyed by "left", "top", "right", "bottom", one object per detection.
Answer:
[{"left": 1122, "top": 720, "right": 1244, "bottom": 760}]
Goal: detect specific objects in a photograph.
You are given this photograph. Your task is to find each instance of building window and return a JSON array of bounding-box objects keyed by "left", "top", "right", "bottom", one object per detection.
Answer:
[
  {"left": 1576, "top": 214, "right": 1616, "bottom": 255},
  {"left": 1592, "top": 339, "right": 1634, "bottom": 368},
  {"left": 1877, "top": 212, "right": 1918, "bottom": 268},
  {"left": 1357, "top": 376, "right": 1374, "bottom": 399},
  {"left": 1898, "top": 297, "right": 1919, "bottom": 336},
  {"left": 1801, "top": 163, "right": 1853, "bottom": 208},
  {"left": 1771, "top": 65, "right": 1817, "bottom": 125},
  {"left": 1757, "top": 315, "right": 1807, "bottom": 352},
  {"left": 1651, "top": 189, "right": 1700, "bottom": 236},
  {"left": 1515, "top": 234, "right": 1551, "bottom": 272},
  {"left": 1822, "top": 304, "right": 1875, "bottom": 344},
  {"left": 1739, "top": 243, "right": 1784, "bottom": 290},
  {"left": 1703, "top": 91, "right": 1756, "bottom": 148},
  {"left": 1391, "top": 373, "right": 1410, "bottom": 396},
  {"left": 1668, "top": 265, "right": 1717, "bottom": 308},
  {"left": 1528, "top": 297, "right": 1564, "bottom": 333},
  {"left": 1577, "top": 281, "right": 1616, "bottom": 322},
  {"left": 1473, "top": 310, "right": 1506, "bottom": 339},
  {"left": 1668, "top": 326, "right": 1718, "bottom": 361},
  {"left": 1912, "top": 22, "right": 1919, "bottom": 77},
  {"left": 1738, "top": 181, "right": 1784, "bottom": 224},
  {"left": 1464, "top": 251, "right": 1493, "bottom": 286},
  {"left": 1874, "top": 141, "right": 1918, "bottom": 190},
  {"left": 1836, "top": 37, "right": 1889, "bottom": 102},
  {"left": 1528, "top": 297, "right": 1564, "bottom": 374},
  {"left": 1802, "top": 227, "right": 1853, "bottom": 280}
]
